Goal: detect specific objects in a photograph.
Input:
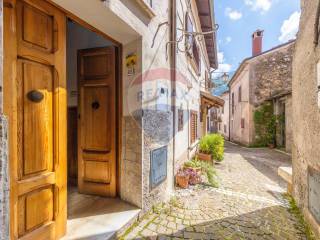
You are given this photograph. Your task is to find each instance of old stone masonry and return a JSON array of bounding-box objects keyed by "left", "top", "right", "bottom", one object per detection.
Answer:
[{"left": 121, "top": 142, "right": 310, "bottom": 240}]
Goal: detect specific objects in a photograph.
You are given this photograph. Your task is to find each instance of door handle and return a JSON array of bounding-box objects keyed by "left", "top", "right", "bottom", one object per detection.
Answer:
[
  {"left": 27, "top": 90, "right": 44, "bottom": 103},
  {"left": 91, "top": 101, "right": 100, "bottom": 110}
]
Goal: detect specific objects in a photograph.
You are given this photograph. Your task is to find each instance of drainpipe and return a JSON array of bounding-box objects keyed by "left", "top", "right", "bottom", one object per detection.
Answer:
[{"left": 169, "top": 0, "right": 177, "bottom": 180}]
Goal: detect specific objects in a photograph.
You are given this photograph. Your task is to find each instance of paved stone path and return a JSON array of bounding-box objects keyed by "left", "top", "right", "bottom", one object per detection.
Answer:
[{"left": 121, "top": 142, "right": 309, "bottom": 240}]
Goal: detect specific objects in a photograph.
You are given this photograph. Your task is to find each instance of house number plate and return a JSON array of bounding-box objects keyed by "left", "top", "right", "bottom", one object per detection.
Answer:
[
  {"left": 309, "top": 168, "right": 320, "bottom": 224},
  {"left": 150, "top": 146, "right": 167, "bottom": 189}
]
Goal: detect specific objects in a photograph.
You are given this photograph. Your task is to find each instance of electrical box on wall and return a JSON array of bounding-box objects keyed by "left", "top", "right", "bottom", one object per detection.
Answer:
[{"left": 308, "top": 167, "right": 320, "bottom": 224}]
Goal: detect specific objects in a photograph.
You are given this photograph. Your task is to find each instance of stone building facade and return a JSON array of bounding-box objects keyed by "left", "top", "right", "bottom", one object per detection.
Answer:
[
  {"left": 0, "top": 0, "right": 220, "bottom": 239},
  {"left": 292, "top": 0, "right": 320, "bottom": 237},
  {"left": 228, "top": 31, "right": 294, "bottom": 150}
]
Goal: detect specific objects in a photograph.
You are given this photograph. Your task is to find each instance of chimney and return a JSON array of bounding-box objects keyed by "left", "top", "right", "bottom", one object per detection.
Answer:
[{"left": 252, "top": 30, "right": 264, "bottom": 56}]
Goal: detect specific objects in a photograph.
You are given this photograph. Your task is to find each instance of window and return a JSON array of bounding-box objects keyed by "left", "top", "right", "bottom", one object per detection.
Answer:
[
  {"left": 222, "top": 106, "right": 224, "bottom": 114},
  {"left": 185, "top": 13, "right": 200, "bottom": 74},
  {"left": 241, "top": 118, "right": 245, "bottom": 129},
  {"left": 205, "top": 71, "right": 209, "bottom": 89},
  {"left": 178, "top": 109, "right": 184, "bottom": 131},
  {"left": 192, "top": 42, "right": 200, "bottom": 71},
  {"left": 232, "top": 93, "right": 235, "bottom": 115},
  {"left": 224, "top": 124, "right": 227, "bottom": 133},
  {"left": 190, "top": 111, "right": 198, "bottom": 144},
  {"left": 218, "top": 123, "right": 221, "bottom": 131},
  {"left": 238, "top": 86, "right": 242, "bottom": 102}
]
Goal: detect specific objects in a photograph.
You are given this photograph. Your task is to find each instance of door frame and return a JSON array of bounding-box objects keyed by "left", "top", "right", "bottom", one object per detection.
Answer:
[
  {"left": 3, "top": 0, "right": 123, "bottom": 238},
  {"left": 54, "top": 1, "right": 123, "bottom": 197}
]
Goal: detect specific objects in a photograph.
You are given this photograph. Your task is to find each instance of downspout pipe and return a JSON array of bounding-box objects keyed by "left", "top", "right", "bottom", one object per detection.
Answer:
[{"left": 169, "top": 0, "right": 177, "bottom": 182}]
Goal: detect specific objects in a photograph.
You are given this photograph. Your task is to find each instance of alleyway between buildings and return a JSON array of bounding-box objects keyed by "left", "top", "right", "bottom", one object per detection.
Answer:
[{"left": 121, "top": 142, "right": 309, "bottom": 240}]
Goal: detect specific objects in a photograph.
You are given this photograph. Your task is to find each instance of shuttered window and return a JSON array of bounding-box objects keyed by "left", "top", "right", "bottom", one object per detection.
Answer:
[
  {"left": 238, "top": 86, "right": 242, "bottom": 102},
  {"left": 193, "top": 43, "right": 200, "bottom": 71},
  {"left": 232, "top": 93, "right": 235, "bottom": 115},
  {"left": 205, "top": 71, "right": 209, "bottom": 89},
  {"left": 190, "top": 111, "right": 198, "bottom": 144},
  {"left": 241, "top": 118, "right": 245, "bottom": 129},
  {"left": 185, "top": 12, "right": 200, "bottom": 74},
  {"left": 178, "top": 109, "right": 184, "bottom": 131}
]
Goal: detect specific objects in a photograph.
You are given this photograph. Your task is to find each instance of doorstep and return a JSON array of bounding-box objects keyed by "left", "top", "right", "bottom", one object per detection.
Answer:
[{"left": 62, "top": 190, "right": 141, "bottom": 240}]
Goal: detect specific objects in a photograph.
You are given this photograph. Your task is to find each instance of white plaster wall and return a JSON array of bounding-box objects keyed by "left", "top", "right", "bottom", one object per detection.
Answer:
[
  {"left": 174, "top": 0, "right": 212, "bottom": 168},
  {"left": 230, "top": 65, "right": 251, "bottom": 145},
  {"left": 218, "top": 92, "right": 229, "bottom": 139}
]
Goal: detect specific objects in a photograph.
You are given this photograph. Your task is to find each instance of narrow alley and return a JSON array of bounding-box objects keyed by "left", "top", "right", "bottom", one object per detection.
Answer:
[{"left": 122, "top": 142, "right": 308, "bottom": 240}]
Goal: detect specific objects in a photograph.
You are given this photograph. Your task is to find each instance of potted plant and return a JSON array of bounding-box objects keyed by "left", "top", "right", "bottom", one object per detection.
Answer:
[
  {"left": 197, "top": 136, "right": 212, "bottom": 162},
  {"left": 176, "top": 169, "right": 189, "bottom": 188},
  {"left": 184, "top": 159, "right": 202, "bottom": 174},
  {"left": 184, "top": 168, "right": 201, "bottom": 185}
]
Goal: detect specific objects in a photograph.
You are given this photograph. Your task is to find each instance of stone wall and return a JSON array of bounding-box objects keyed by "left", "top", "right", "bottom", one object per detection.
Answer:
[
  {"left": 0, "top": 115, "right": 9, "bottom": 240},
  {"left": 292, "top": 0, "right": 320, "bottom": 237},
  {"left": 251, "top": 42, "right": 294, "bottom": 106},
  {"left": 121, "top": 116, "right": 143, "bottom": 208},
  {"left": 142, "top": 110, "right": 173, "bottom": 210},
  {"left": 285, "top": 95, "right": 292, "bottom": 152}
]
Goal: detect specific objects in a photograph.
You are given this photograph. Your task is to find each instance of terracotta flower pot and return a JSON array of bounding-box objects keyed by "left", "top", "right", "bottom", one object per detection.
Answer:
[
  {"left": 268, "top": 143, "right": 275, "bottom": 149},
  {"left": 197, "top": 152, "right": 212, "bottom": 162},
  {"left": 176, "top": 174, "right": 189, "bottom": 188}
]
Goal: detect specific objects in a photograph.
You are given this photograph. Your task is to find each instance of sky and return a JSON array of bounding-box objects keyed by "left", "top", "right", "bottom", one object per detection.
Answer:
[{"left": 212, "top": 0, "right": 301, "bottom": 95}]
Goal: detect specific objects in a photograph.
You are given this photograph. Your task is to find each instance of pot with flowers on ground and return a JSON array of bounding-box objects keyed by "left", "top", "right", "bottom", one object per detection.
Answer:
[{"left": 175, "top": 169, "right": 190, "bottom": 188}]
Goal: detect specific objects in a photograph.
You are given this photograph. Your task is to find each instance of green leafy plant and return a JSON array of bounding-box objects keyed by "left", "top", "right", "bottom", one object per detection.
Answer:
[
  {"left": 184, "top": 159, "right": 218, "bottom": 187},
  {"left": 254, "top": 102, "right": 277, "bottom": 146},
  {"left": 199, "top": 134, "right": 225, "bottom": 162}
]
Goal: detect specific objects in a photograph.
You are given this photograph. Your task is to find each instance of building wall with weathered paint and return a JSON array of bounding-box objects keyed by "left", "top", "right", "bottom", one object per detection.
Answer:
[
  {"left": 229, "top": 64, "right": 251, "bottom": 145},
  {"left": 250, "top": 42, "right": 294, "bottom": 149},
  {"left": 217, "top": 92, "right": 229, "bottom": 139},
  {"left": 174, "top": 0, "right": 214, "bottom": 171},
  {"left": 229, "top": 41, "right": 294, "bottom": 147},
  {"left": 292, "top": 0, "right": 320, "bottom": 237}
]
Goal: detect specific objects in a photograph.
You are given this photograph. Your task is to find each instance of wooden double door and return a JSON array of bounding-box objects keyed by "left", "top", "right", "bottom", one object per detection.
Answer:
[{"left": 4, "top": 0, "right": 118, "bottom": 239}]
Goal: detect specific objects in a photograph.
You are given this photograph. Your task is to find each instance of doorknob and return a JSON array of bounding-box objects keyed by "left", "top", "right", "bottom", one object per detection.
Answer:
[
  {"left": 27, "top": 90, "right": 44, "bottom": 103},
  {"left": 91, "top": 101, "right": 100, "bottom": 110}
]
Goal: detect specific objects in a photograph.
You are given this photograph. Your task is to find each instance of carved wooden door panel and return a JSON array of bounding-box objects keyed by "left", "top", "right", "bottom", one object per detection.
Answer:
[
  {"left": 78, "top": 47, "right": 117, "bottom": 197},
  {"left": 4, "top": 0, "right": 67, "bottom": 239}
]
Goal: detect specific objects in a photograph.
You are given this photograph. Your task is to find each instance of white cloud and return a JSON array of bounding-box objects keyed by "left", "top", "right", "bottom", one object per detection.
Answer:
[
  {"left": 245, "top": 0, "right": 272, "bottom": 13},
  {"left": 218, "top": 52, "right": 225, "bottom": 63},
  {"left": 278, "top": 11, "right": 301, "bottom": 43},
  {"left": 215, "top": 52, "right": 232, "bottom": 74},
  {"left": 225, "top": 7, "right": 243, "bottom": 20},
  {"left": 226, "top": 37, "right": 232, "bottom": 43}
]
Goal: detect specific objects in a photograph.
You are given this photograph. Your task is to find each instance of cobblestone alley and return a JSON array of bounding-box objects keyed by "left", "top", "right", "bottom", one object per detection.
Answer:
[{"left": 121, "top": 142, "right": 311, "bottom": 240}]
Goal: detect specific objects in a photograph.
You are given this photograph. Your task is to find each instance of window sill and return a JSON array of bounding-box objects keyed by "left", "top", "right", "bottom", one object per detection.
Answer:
[{"left": 134, "top": 0, "right": 156, "bottom": 18}]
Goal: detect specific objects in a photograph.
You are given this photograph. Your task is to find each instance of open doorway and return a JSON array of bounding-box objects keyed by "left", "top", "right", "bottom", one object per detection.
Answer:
[{"left": 64, "top": 20, "right": 140, "bottom": 240}]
